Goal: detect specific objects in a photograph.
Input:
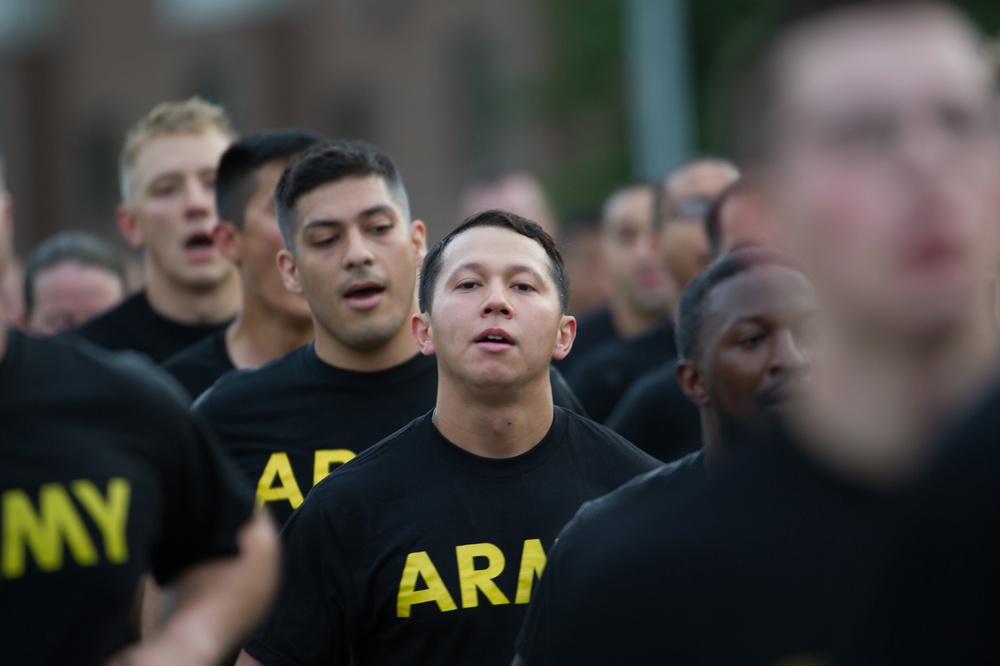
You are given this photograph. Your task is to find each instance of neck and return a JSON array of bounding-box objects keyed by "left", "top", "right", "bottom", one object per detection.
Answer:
[
  {"left": 608, "top": 297, "right": 668, "bottom": 338},
  {"left": 433, "top": 373, "right": 555, "bottom": 459},
  {"left": 225, "top": 295, "right": 313, "bottom": 370},
  {"left": 313, "top": 310, "right": 419, "bottom": 372},
  {"left": 145, "top": 269, "right": 239, "bottom": 326},
  {"left": 699, "top": 410, "right": 726, "bottom": 471},
  {"left": 794, "top": 312, "right": 1000, "bottom": 487}
]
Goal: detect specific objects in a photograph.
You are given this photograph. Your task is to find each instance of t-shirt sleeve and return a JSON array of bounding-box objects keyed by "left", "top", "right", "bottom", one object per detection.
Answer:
[
  {"left": 245, "top": 489, "right": 352, "bottom": 666},
  {"left": 149, "top": 405, "right": 254, "bottom": 584}
]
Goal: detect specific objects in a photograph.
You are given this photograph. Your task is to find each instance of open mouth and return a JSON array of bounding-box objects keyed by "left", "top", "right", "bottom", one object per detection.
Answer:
[
  {"left": 184, "top": 232, "right": 214, "bottom": 251},
  {"left": 343, "top": 281, "right": 386, "bottom": 309},
  {"left": 476, "top": 329, "right": 514, "bottom": 349}
]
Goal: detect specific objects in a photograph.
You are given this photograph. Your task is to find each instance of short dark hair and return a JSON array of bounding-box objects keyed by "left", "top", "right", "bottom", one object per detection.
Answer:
[
  {"left": 216, "top": 128, "right": 325, "bottom": 228},
  {"left": 418, "top": 209, "right": 569, "bottom": 314},
  {"left": 704, "top": 179, "right": 746, "bottom": 259},
  {"left": 23, "top": 231, "right": 126, "bottom": 315},
  {"left": 275, "top": 140, "right": 410, "bottom": 250},
  {"left": 675, "top": 247, "right": 798, "bottom": 362},
  {"left": 726, "top": 0, "right": 984, "bottom": 164}
]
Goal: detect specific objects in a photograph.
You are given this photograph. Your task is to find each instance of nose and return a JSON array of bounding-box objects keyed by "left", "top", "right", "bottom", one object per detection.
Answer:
[
  {"left": 768, "top": 327, "right": 809, "bottom": 377},
  {"left": 185, "top": 176, "right": 214, "bottom": 218},
  {"left": 481, "top": 279, "right": 512, "bottom": 318},
  {"left": 342, "top": 225, "right": 375, "bottom": 270}
]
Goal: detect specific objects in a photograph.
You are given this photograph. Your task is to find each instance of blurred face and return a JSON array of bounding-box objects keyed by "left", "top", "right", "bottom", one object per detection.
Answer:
[
  {"left": 237, "top": 161, "right": 311, "bottom": 323},
  {"left": 602, "top": 186, "right": 671, "bottom": 316},
  {"left": 769, "top": 8, "right": 1000, "bottom": 338},
  {"left": 280, "top": 175, "right": 426, "bottom": 351},
  {"left": 702, "top": 264, "right": 817, "bottom": 433},
  {"left": 121, "top": 130, "right": 235, "bottom": 291},
  {"left": 660, "top": 163, "right": 740, "bottom": 292},
  {"left": 414, "top": 226, "right": 574, "bottom": 391},
  {"left": 26, "top": 262, "right": 125, "bottom": 335},
  {"left": 717, "top": 188, "right": 784, "bottom": 256}
]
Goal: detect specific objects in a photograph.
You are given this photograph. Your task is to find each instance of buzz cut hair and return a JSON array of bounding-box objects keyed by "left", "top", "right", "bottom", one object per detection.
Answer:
[{"left": 119, "top": 96, "right": 238, "bottom": 203}]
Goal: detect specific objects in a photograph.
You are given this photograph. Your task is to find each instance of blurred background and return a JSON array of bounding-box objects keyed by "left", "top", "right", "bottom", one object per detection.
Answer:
[{"left": 1, "top": 0, "right": 998, "bottom": 256}]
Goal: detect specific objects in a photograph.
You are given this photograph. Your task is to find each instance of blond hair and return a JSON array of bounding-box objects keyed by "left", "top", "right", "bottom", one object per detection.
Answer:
[{"left": 119, "top": 96, "right": 237, "bottom": 202}]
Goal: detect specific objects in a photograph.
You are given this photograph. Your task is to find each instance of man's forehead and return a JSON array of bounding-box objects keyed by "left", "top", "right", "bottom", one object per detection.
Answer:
[
  {"left": 664, "top": 163, "right": 738, "bottom": 204},
  {"left": 441, "top": 226, "right": 550, "bottom": 274},
  {"left": 708, "top": 264, "right": 814, "bottom": 324},
  {"left": 778, "top": 6, "right": 987, "bottom": 116},
  {"left": 133, "top": 131, "right": 229, "bottom": 180},
  {"left": 298, "top": 175, "right": 400, "bottom": 220}
]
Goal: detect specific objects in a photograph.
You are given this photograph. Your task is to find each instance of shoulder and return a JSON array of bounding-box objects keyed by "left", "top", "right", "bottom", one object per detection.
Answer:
[
  {"left": 70, "top": 291, "right": 148, "bottom": 341},
  {"left": 193, "top": 345, "right": 306, "bottom": 414},
  {"left": 162, "top": 331, "right": 222, "bottom": 370},
  {"left": 308, "top": 412, "right": 435, "bottom": 498},
  {"left": 560, "top": 409, "right": 661, "bottom": 467},
  {"left": 11, "top": 330, "right": 192, "bottom": 418}
]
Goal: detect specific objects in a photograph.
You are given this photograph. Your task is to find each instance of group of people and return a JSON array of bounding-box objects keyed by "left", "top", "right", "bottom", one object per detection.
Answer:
[{"left": 3, "top": 0, "right": 1000, "bottom": 663}]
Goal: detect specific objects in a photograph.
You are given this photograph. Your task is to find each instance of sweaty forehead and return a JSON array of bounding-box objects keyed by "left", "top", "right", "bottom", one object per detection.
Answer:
[
  {"left": 441, "top": 226, "right": 552, "bottom": 276},
  {"left": 777, "top": 6, "right": 988, "bottom": 118}
]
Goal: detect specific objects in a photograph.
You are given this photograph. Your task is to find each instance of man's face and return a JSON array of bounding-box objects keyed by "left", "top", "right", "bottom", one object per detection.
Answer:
[
  {"left": 769, "top": 8, "right": 1000, "bottom": 337},
  {"left": 121, "top": 130, "right": 235, "bottom": 291},
  {"left": 281, "top": 175, "right": 426, "bottom": 351},
  {"left": 702, "top": 264, "right": 817, "bottom": 433},
  {"left": 237, "top": 161, "right": 311, "bottom": 323},
  {"left": 414, "top": 226, "right": 574, "bottom": 390},
  {"left": 26, "top": 261, "right": 125, "bottom": 335},
  {"left": 660, "top": 163, "right": 740, "bottom": 293},
  {"left": 603, "top": 186, "right": 672, "bottom": 316}
]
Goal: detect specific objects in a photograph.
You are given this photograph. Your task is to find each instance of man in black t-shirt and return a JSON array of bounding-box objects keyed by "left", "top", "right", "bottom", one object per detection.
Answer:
[
  {"left": 556, "top": 182, "right": 671, "bottom": 376},
  {"left": 605, "top": 179, "right": 783, "bottom": 459},
  {"left": 568, "top": 158, "right": 738, "bottom": 422},
  {"left": 0, "top": 227, "right": 279, "bottom": 665},
  {"left": 514, "top": 2, "right": 1000, "bottom": 664},
  {"left": 238, "top": 211, "right": 660, "bottom": 666},
  {"left": 194, "top": 143, "right": 585, "bottom": 527},
  {"left": 70, "top": 98, "right": 241, "bottom": 363},
  {"left": 162, "top": 129, "right": 324, "bottom": 399}
]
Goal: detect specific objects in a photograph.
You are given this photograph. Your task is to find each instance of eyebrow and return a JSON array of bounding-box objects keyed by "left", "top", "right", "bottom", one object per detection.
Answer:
[
  {"left": 451, "top": 261, "right": 548, "bottom": 283},
  {"left": 302, "top": 204, "right": 397, "bottom": 232}
]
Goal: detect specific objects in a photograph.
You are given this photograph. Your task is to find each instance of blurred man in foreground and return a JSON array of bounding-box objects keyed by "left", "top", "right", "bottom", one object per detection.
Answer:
[{"left": 515, "top": 1, "right": 1000, "bottom": 663}]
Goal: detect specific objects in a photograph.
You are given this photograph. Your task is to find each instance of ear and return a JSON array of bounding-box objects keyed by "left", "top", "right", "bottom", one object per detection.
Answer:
[
  {"left": 410, "top": 219, "right": 428, "bottom": 265},
  {"left": 411, "top": 311, "right": 435, "bottom": 356},
  {"left": 116, "top": 204, "right": 144, "bottom": 250},
  {"left": 676, "top": 360, "right": 711, "bottom": 407},
  {"left": 277, "top": 249, "right": 303, "bottom": 295},
  {"left": 212, "top": 221, "right": 242, "bottom": 265},
  {"left": 551, "top": 315, "right": 576, "bottom": 361}
]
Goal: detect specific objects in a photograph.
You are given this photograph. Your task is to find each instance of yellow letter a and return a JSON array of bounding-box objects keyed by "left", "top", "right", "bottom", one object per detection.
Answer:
[
  {"left": 396, "top": 551, "right": 458, "bottom": 617},
  {"left": 256, "top": 453, "right": 304, "bottom": 509}
]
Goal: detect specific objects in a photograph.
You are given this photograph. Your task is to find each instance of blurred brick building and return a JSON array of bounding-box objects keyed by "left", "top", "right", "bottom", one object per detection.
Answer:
[{"left": 0, "top": 0, "right": 557, "bottom": 255}]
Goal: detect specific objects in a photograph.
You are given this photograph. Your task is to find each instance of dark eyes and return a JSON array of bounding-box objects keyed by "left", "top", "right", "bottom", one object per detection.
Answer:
[
  {"left": 736, "top": 333, "right": 766, "bottom": 349},
  {"left": 455, "top": 282, "right": 535, "bottom": 292}
]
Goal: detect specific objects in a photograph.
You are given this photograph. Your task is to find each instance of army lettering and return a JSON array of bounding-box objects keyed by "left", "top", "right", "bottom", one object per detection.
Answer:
[
  {"left": 256, "top": 449, "right": 356, "bottom": 509},
  {"left": 396, "top": 538, "right": 548, "bottom": 617},
  {"left": 2, "top": 478, "right": 131, "bottom": 579}
]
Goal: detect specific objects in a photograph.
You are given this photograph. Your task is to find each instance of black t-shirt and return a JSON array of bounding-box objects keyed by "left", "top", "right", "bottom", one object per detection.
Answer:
[
  {"left": 853, "top": 385, "right": 1000, "bottom": 664},
  {"left": 194, "top": 346, "right": 586, "bottom": 526},
  {"left": 604, "top": 360, "right": 701, "bottom": 463},
  {"left": 245, "top": 408, "right": 660, "bottom": 666},
  {"left": 554, "top": 307, "right": 618, "bottom": 376},
  {"left": 0, "top": 329, "right": 253, "bottom": 666},
  {"left": 567, "top": 318, "right": 677, "bottom": 423},
  {"left": 69, "top": 290, "right": 230, "bottom": 364},
  {"left": 162, "top": 328, "right": 235, "bottom": 400},
  {"left": 516, "top": 428, "right": 896, "bottom": 666}
]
